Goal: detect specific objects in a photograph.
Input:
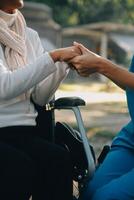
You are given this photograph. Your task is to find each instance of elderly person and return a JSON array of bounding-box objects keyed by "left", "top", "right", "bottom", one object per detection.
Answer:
[
  {"left": 70, "top": 42, "right": 134, "bottom": 200},
  {"left": 0, "top": 0, "right": 81, "bottom": 200}
]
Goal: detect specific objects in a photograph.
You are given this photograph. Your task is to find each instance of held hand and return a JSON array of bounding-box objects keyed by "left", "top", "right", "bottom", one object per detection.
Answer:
[
  {"left": 49, "top": 46, "right": 81, "bottom": 63},
  {"left": 73, "top": 41, "right": 90, "bottom": 54},
  {"left": 69, "top": 42, "right": 101, "bottom": 76},
  {"left": 73, "top": 42, "right": 100, "bottom": 67}
]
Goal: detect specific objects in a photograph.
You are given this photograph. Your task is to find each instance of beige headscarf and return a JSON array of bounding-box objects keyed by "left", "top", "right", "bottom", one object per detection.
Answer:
[{"left": 0, "top": 9, "right": 27, "bottom": 71}]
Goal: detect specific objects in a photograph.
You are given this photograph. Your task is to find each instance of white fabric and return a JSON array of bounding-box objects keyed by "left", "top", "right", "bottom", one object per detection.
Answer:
[{"left": 0, "top": 10, "right": 69, "bottom": 128}]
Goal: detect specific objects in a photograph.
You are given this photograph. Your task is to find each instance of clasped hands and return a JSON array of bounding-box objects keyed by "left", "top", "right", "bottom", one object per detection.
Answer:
[{"left": 50, "top": 42, "right": 101, "bottom": 77}]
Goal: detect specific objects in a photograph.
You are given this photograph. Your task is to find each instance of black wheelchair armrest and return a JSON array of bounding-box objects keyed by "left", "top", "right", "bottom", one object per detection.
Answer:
[{"left": 54, "top": 97, "right": 86, "bottom": 108}]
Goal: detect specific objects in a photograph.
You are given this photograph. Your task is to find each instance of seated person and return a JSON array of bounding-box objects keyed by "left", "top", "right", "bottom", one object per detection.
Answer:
[{"left": 0, "top": 0, "right": 81, "bottom": 199}]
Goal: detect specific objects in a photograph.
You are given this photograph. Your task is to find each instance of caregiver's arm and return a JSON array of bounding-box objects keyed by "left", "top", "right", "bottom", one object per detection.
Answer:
[{"left": 71, "top": 42, "right": 134, "bottom": 90}]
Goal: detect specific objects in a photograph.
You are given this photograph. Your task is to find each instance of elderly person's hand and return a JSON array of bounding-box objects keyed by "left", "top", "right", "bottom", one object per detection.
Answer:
[
  {"left": 69, "top": 42, "right": 101, "bottom": 77},
  {"left": 49, "top": 45, "right": 81, "bottom": 63}
]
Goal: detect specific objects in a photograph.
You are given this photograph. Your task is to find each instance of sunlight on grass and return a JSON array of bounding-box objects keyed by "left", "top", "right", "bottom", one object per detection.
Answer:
[
  {"left": 85, "top": 102, "right": 128, "bottom": 114},
  {"left": 58, "top": 81, "right": 128, "bottom": 156},
  {"left": 60, "top": 81, "right": 123, "bottom": 93},
  {"left": 87, "top": 127, "right": 116, "bottom": 139}
]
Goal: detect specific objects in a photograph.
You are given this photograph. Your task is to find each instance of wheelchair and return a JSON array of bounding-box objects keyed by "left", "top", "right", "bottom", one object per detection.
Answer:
[{"left": 35, "top": 96, "right": 110, "bottom": 199}]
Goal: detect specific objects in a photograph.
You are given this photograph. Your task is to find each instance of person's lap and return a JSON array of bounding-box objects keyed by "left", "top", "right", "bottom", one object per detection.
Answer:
[
  {"left": 0, "top": 126, "right": 72, "bottom": 200},
  {"left": 83, "top": 146, "right": 134, "bottom": 200},
  {"left": 0, "top": 141, "right": 34, "bottom": 200},
  {"left": 21, "top": 135, "right": 72, "bottom": 200}
]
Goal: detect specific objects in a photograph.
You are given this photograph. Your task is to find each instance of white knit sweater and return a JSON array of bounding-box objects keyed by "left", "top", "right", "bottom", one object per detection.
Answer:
[{"left": 0, "top": 12, "right": 69, "bottom": 128}]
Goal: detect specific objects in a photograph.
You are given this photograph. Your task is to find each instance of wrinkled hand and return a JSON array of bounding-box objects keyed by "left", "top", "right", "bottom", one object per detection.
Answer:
[
  {"left": 69, "top": 42, "right": 101, "bottom": 77},
  {"left": 50, "top": 46, "right": 81, "bottom": 63}
]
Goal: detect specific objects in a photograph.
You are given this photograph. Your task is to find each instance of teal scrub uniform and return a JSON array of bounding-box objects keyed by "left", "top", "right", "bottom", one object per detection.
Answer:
[{"left": 83, "top": 56, "right": 134, "bottom": 200}]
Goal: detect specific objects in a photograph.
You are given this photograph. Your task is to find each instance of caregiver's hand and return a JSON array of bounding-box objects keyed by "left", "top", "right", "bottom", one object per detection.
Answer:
[{"left": 70, "top": 42, "right": 102, "bottom": 76}]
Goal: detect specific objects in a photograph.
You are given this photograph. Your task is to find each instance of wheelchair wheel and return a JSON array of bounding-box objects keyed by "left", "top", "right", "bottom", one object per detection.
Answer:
[{"left": 55, "top": 122, "right": 93, "bottom": 199}]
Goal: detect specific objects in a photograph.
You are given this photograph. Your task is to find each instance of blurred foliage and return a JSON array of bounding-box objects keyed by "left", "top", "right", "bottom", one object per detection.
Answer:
[{"left": 26, "top": 0, "right": 134, "bottom": 27}]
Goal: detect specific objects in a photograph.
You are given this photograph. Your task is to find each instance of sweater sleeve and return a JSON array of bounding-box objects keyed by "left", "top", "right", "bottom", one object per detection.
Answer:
[
  {"left": 31, "top": 30, "right": 70, "bottom": 106},
  {"left": 0, "top": 52, "right": 56, "bottom": 100},
  {"left": 32, "top": 61, "right": 69, "bottom": 106}
]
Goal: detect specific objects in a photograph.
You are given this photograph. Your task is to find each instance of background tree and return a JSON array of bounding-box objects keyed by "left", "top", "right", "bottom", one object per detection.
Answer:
[{"left": 27, "top": 0, "right": 134, "bottom": 26}]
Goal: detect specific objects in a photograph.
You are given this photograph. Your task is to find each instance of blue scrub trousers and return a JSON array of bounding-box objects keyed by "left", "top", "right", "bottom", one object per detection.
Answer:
[{"left": 83, "top": 146, "right": 134, "bottom": 200}]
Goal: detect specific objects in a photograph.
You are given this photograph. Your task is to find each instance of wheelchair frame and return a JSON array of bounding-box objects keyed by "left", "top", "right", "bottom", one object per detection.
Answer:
[{"left": 35, "top": 96, "right": 110, "bottom": 199}]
